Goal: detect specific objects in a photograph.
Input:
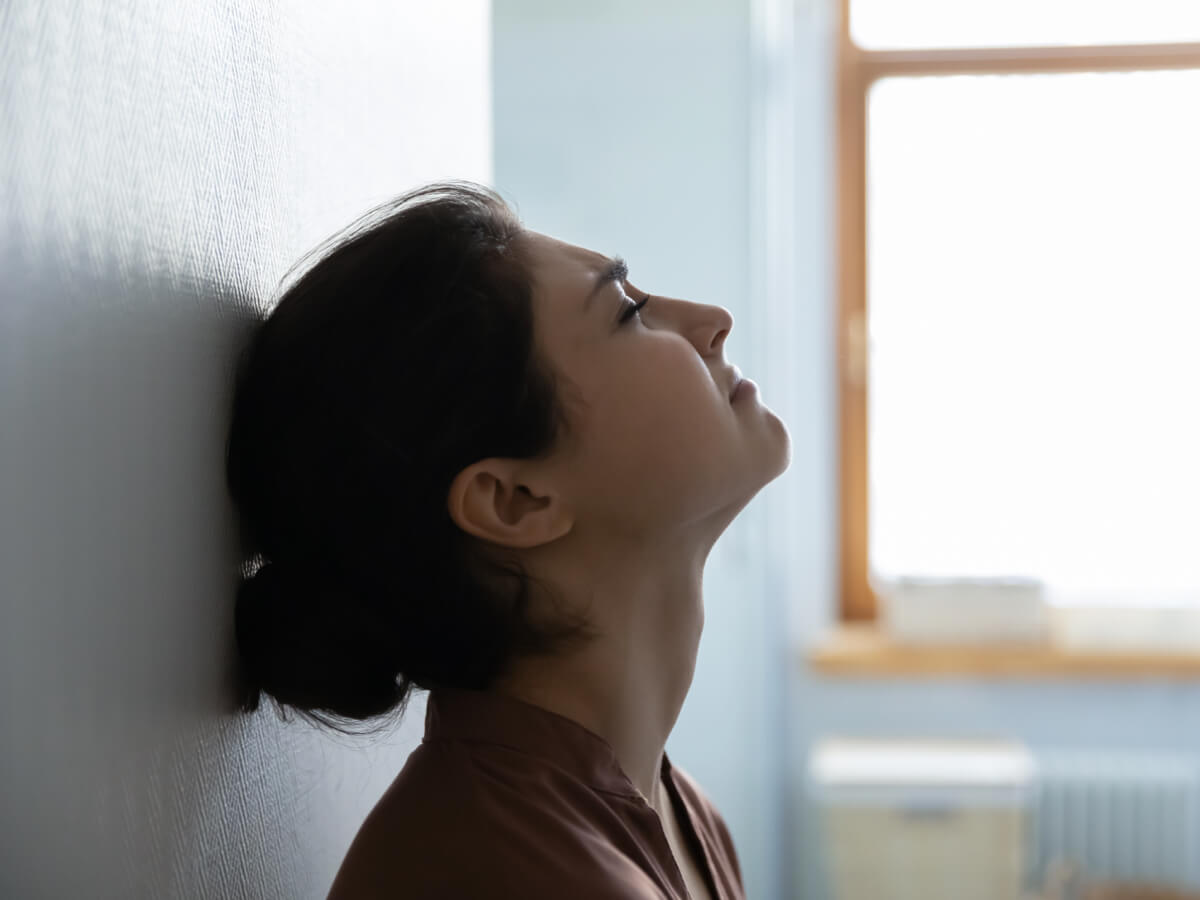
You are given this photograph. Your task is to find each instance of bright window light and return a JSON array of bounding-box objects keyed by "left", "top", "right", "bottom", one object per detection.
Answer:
[
  {"left": 851, "top": 0, "right": 1200, "bottom": 51},
  {"left": 866, "top": 69, "right": 1200, "bottom": 607}
]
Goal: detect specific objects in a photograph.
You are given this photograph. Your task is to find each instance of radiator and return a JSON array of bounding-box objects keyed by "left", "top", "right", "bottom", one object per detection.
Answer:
[{"left": 1029, "top": 751, "right": 1200, "bottom": 889}]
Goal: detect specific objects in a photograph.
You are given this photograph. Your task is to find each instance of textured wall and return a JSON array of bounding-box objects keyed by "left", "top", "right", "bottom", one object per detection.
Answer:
[{"left": 0, "top": 2, "right": 490, "bottom": 897}]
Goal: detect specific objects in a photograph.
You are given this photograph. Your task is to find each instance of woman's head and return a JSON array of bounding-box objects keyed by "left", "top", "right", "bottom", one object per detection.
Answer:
[
  {"left": 462, "top": 230, "right": 787, "bottom": 555},
  {"left": 226, "top": 181, "right": 789, "bottom": 735}
]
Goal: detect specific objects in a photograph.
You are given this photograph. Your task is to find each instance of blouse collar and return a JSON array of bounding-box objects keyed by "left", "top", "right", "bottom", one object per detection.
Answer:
[{"left": 423, "top": 685, "right": 673, "bottom": 801}]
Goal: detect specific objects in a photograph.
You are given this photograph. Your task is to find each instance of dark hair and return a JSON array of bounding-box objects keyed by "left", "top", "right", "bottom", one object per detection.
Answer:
[{"left": 224, "top": 181, "right": 598, "bottom": 736}]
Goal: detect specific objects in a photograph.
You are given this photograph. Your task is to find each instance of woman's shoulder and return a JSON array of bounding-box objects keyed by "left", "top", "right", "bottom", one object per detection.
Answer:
[{"left": 326, "top": 740, "right": 661, "bottom": 899}]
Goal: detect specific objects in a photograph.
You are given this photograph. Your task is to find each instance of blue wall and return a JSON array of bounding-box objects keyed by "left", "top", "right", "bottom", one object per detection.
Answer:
[{"left": 493, "top": 2, "right": 1200, "bottom": 897}]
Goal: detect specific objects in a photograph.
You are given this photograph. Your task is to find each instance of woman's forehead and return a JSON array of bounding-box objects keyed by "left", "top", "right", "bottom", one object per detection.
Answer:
[
  {"left": 524, "top": 231, "right": 617, "bottom": 315},
  {"left": 526, "top": 231, "right": 609, "bottom": 276}
]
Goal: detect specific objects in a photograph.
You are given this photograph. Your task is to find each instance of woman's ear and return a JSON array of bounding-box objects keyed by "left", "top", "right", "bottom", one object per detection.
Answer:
[{"left": 446, "top": 459, "right": 573, "bottom": 549}]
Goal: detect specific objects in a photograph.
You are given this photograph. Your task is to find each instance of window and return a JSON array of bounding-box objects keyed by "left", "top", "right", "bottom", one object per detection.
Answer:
[{"left": 835, "top": 0, "right": 1200, "bottom": 621}]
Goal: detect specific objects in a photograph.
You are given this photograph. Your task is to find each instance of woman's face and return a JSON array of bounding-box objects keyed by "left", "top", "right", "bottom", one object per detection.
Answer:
[{"left": 522, "top": 230, "right": 790, "bottom": 548}]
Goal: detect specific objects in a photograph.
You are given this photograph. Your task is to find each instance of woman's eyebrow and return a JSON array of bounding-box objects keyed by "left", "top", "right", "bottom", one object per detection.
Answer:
[{"left": 582, "top": 256, "right": 628, "bottom": 313}]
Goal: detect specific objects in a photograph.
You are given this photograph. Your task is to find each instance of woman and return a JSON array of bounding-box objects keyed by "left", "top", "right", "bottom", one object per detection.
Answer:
[{"left": 226, "top": 181, "right": 790, "bottom": 899}]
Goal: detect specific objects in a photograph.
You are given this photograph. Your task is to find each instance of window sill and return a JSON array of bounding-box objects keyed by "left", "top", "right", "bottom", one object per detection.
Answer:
[{"left": 807, "top": 623, "right": 1200, "bottom": 679}]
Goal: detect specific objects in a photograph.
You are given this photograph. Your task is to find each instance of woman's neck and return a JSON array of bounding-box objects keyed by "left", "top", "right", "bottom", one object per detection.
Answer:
[{"left": 490, "top": 584, "right": 703, "bottom": 805}]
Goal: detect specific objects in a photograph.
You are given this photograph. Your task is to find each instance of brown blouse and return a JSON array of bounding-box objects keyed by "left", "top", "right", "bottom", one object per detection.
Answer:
[{"left": 326, "top": 685, "right": 747, "bottom": 899}]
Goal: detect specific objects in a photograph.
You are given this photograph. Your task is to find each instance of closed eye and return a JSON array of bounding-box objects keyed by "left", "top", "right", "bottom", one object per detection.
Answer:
[{"left": 619, "top": 294, "right": 651, "bottom": 325}]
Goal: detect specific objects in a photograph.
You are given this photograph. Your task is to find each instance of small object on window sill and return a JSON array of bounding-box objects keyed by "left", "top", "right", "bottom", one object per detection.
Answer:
[
  {"left": 1051, "top": 605, "right": 1200, "bottom": 654},
  {"left": 876, "top": 574, "right": 1048, "bottom": 645}
]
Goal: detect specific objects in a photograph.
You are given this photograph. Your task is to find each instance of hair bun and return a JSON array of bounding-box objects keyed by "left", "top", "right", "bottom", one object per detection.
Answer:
[{"left": 233, "top": 556, "right": 408, "bottom": 724}]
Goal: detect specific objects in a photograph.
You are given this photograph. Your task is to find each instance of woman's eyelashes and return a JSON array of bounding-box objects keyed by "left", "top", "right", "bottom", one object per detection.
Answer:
[{"left": 618, "top": 294, "right": 651, "bottom": 325}]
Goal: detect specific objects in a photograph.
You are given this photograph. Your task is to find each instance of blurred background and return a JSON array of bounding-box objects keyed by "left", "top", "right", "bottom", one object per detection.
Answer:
[
  {"left": 494, "top": 1, "right": 1200, "bottom": 898},
  {"left": 4, "top": 0, "right": 1200, "bottom": 898}
]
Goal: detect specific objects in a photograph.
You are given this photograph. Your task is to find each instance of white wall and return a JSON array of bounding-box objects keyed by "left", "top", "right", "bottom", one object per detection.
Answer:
[{"left": 0, "top": 3, "right": 490, "bottom": 897}]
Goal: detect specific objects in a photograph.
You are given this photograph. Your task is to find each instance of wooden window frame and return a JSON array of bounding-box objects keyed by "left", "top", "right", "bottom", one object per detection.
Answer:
[{"left": 835, "top": 0, "right": 1200, "bottom": 622}]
